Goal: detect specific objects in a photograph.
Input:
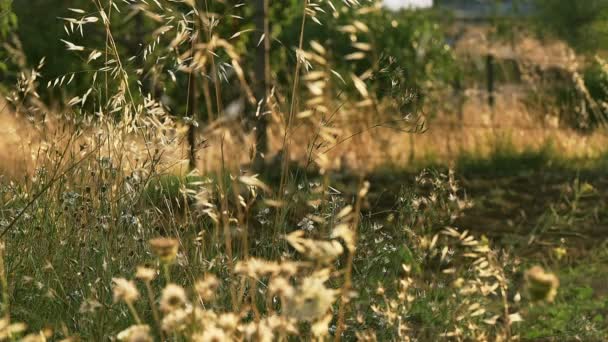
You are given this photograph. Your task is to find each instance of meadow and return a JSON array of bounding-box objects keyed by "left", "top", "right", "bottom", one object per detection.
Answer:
[{"left": 0, "top": 0, "right": 607, "bottom": 341}]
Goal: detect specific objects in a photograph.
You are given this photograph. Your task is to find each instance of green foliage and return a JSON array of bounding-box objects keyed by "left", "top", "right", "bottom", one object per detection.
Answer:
[
  {"left": 0, "top": 0, "right": 17, "bottom": 75},
  {"left": 11, "top": 1, "right": 110, "bottom": 105},
  {"left": 5, "top": 0, "right": 456, "bottom": 121},
  {"left": 0, "top": 0, "right": 16, "bottom": 38},
  {"left": 581, "top": 58, "right": 608, "bottom": 128},
  {"left": 515, "top": 1, "right": 608, "bottom": 130},
  {"left": 534, "top": 0, "right": 608, "bottom": 52},
  {"left": 550, "top": 58, "right": 608, "bottom": 131},
  {"left": 457, "top": 135, "right": 557, "bottom": 176},
  {"left": 519, "top": 262, "right": 608, "bottom": 340},
  {"left": 583, "top": 61, "right": 608, "bottom": 101},
  {"left": 275, "top": 6, "right": 456, "bottom": 114}
]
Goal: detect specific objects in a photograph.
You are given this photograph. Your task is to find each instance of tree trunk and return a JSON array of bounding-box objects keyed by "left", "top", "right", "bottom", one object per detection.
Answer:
[
  {"left": 187, "top": 73, "right": 199, "bottom": 170},
  {"left": 252, "top": 0, "right": 270, "bottom": 170}
]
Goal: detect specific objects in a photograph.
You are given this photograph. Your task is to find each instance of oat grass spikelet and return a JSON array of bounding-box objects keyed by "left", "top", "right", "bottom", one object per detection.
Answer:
[
  {"left": 195, "top": 274, "right": 219, "bottom": 302},
  {"left": 160, "top": 283, "right": 188, "bottom": 313},
  {"left": 112, "top": 278, "right": 140, "bottom": 304},
  {"left": 135, "top": 267, "right": 156, "bottom": 282},
  {"left": 116, "top": 325, "right": 153, "bottom": 342},
  {"left": 287, "top": 272, "right": 338, "bottom": 321},
  {"left": 21, "top": 331, "right": 49, "bottom": 342},
  {"left": 149, "top": 238, "right": 179, "bottom": 264},
  {"left": 197, "top": 325, "right": 228, "bottom": 342},
  {"left": 0, "top": 318, "right": 26, "bottom": 340},
  {"left": 525, "top": 266, "right": 559, "bottom": 303},
  {"left": 161, "top": 307, "right": 193, "bottom": 333}
]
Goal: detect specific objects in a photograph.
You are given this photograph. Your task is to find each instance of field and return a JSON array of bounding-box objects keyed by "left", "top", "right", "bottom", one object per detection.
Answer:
[{"left": 1, "top": 0, "right": 608, "bottom": 341}]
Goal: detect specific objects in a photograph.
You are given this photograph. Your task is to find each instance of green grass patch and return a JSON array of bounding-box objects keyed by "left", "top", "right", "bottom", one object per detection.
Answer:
[{"left": 518, "top": 259, "right": 608, "bottom": 340}]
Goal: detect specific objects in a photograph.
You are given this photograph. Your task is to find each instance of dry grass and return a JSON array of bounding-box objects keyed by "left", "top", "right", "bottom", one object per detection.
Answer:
[
  {"left": 3, "top": 89, "right": 608, "bottom": 179},
  {"left": 0, "top": 0, "right": 598, "bottom": 341}
]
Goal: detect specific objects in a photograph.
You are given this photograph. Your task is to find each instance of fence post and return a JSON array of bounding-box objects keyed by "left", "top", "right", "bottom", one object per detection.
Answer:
[{"left": 486, "top": 53, "right": 495, "bottom": 109}]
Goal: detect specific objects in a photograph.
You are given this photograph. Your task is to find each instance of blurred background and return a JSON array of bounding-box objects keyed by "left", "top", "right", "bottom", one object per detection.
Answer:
[{"left": 2, "top": 0, "right": 608, "bottom": 171}]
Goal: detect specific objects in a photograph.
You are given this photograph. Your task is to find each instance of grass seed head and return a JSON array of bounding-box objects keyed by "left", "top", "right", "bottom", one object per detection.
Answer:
[
  {"left": 287, "top": 274, "right": 338, "bottom": 321},
  {"left": 196, "top": 325, "right": 227, "bottom": 342},
  {"left": 217, "top": 313, "right": 239, "bottom": 332},
  {"left": 149, "top": 238, "right": 179, "bottom": 263},
  {"left": 195, "top": 273, "right": 219, "bottom": 302},
  {"left": 112, "top": 278, "right": 140, "bottom": 304},
  {"left": 160, "top": 283, "right": 188, "bottom": 313},
  {"left": 525, "top": 266, "right": 559, "bottom": 303},
  {"left": 268, "top": 277, "right": 295, "bottom": 299},
  {"left": 161, "top": 307, "right": 192, "bottom": 333},
  {"left": 0, "top": 319, "right": 27, "bottom": 340},
  {"left": 116, "top": 325, "right": 152, "bottom": 342},
  {"left": 20, "top": 332, "right": 48, "bottom": 342},
  {"left": 135, "top": 266, "right": 156, "bottom": 282}
]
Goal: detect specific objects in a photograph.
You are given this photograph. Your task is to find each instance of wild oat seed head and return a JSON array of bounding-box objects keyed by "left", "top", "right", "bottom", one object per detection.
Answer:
[
  {"left": 311, "top": 313, "right": 333, "bottom": 338},
  {"left": 195, "top": 273, "right": 219, "bottom": 301},
  {"left": 268, "top": 277, "right": 295, "bottom": 299},
  {"left": 149, "top": 237, "right": 179, "bottom": 263},
  {"left": 235, "top": 258, "right": 280, "bottom": 278},
  {"left": 288, "top": 275, "right": 338, "bottom": 321},
  {"left": 116, "top": 325, "right": 152, "bottom": 342},
  {"left": 161, "top": 307, "right": 192, "bottom": 332},
  {"left": 278, "top": 261, "right": 299, "bottom": 277},
  {"left": 160, "top": 283, "right": 188, "bottom": 313},
  {"left": 253, "top": 320, "right": 275, "bottom": 342},
  {"left": 270, "top": 315, "right": 298, "bottom": 335},
  {"left": 112, "top": 278, "right": 140, "bottom": 303},
  {"left": 525, "top": 266, "right": 559, "bottom": 303},
  {"left": 20, "top": 332, "right": 48, "bottom": 342},
  {"left": 217, "top": 313, "right": 239, "bottom": 332},
  {"left": 135, "top": 266, "right": 156, "bottom": 282},
  {"left": 196, "top": 325, "right": 227, "bottom": 342}
]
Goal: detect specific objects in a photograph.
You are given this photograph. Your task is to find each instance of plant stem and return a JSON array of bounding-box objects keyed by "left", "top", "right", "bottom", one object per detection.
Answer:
[
  {"left": 145, "top": 281, "right": 164, "bottom": 340},
  {"left": 335, "top": 177, "right": 365, "bottom": 341},
  {"left": 279, "top": 0, "right": 309, "bottom": 197},
  {"left": 126, "top": 301, "right": 142, "bottom": 325},
  {"left": 163, "top": 263, "right": 171, "bottom": 284}
]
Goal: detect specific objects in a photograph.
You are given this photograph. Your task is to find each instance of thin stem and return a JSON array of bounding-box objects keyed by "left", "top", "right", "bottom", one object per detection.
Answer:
[
  {"left": 250, "top": 278, "right": 261, "bottom": 322},
  {"left": 219, "top": 136, "right": 238, "bottom": 311},
  {"left": 162, "top": 263, "right": 171, "bottom": 284},
  {"left": 92, "top": 0, "right": 137, "bottom": 113},
  {"left": 0, "top": 136, "right": 101, "bottom": 238},
  {"left": 145, "top": 281, "right": 164, "bottom": 340},
  {"left": 334, "top": 177, "right": 365, "bottom": 341},
  {"left": 0, "top": 243, "right": 9, "bottom": 321},
  {"left": 126, "top": 301, "right": 142, "bottom": 325},
  {"left": 203, "top": 0, "right": 224, "bottom": 120},
  {"left": 279, "top": 0, "right": 309, "bottom": 196}
]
